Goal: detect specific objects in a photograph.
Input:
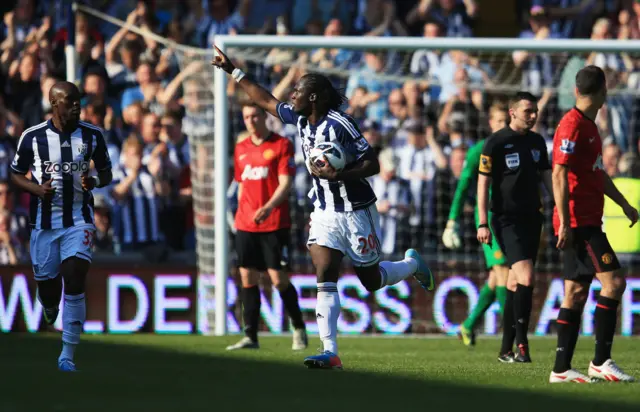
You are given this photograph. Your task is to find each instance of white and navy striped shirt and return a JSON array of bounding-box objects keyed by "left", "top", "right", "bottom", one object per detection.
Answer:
[
  {"left": 276, "top": 102, "right": 376, "bottom": 212},
  {"left": 111, "top": 167, "right": 161, "bottom": 247},
  {"left": 11, "top": 120, "right": 112, "bottom": 230}
]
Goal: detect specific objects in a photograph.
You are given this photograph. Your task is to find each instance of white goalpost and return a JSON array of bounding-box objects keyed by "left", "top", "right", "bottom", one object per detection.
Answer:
[{"left": 212, "top": 35, "right": 640, "bottom": 336}]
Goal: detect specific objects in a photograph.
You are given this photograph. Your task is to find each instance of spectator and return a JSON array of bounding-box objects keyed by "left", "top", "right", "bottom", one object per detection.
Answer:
[
  {"left": 155, "top": 18, "right": 185, "bottom": 80},
  {"left": 0, "top": 0, "right": 40, "bottom": 52},
  {"left": 0, "top": 113, "right": 15, "bottom": 182},
  {"left": 361, "top": 119, "right": 383, "bottom": 156},
  {"left": 122, "top": 101, "right": 144, "bottom": 141},
  {"left": 448, "top": 145, "right": 467, "bottom": 179},
  {"left": 121, "top": 62, "right": 164, "bottom": 115},
  {"left": 310, "top": 19, "right": 354, "bottom": 70},
  {"left": 161, "top": 111, "right": 190, "bottom": 171},
  {"left": 406, "top": 0, "right": 477, "bottom": 38},
  {"left": 432, "top": 50, "right": 487, "bottom": 105},
  {"left": 409, "top": 20, "right": 445, "bottom": 86},
  {"left": 598, "top": 69, "right": 635, "bottom": 152},
  {"left": 627, "top": 1, "right": 640, "bottom": 39},
  {"left": 437, "top": 67, "right": 483, "bottom": 140},
  {"left": 93, "top": 194, "right": 114, "bottom": 253},
  {"left": 381, "top": 88, "right": 414, "bottom": 148},
  {"left": 396, "top": 120, "right": 447, "bottom": 250},
  {"left": 6, "top": 51, "right": 42, "bottom": 128},
  {"left": 202, "top": 0, "right": 252, "bottom": 48},
  {"left": 0, "top": 180, "right": 28, "bottom": 245},
  {"left": 140, "top": 112, "right": 179, "bottom": 176},
  {"left": 52, "top": 11, "right": 104, "bottom": 61},
  {"left": 619, "top": 152, "right": 640, "bottom": 177},
  {"left": 512, "top": 7, "right": 555, "bottom": 97},
  {"left": 105, "top": 9, "right": 146, "bottom": 95},
  {"left": 0, "top": 208, "right": 23, "bottom": 265},
  {"left": 402, "top": 81, "right": 428, "bottom": 121},
  {"left": 587, "top": 18, "right": 633, "bottom": 74},
  {"left": 371, "top": 148, "right": 412, "bottom": 256},
  {"left": 82, "top": 69, "right": 122, "bottom": 135},
  {"left": 352, "top": 0, "right": 407, "bottom": 37},
  {"left": 82, "top": 99, "right": 121, "bottom": 163},
  {"left": 603, "top": 141, "right": 622, "bottom": 178},
  {"left": 110, "top": 136, "right": 162, "bottom": 251},
  {"left": 535, "top": 0, "right": 604, "bottom": 39},
  {"left": 345, "top": 85, "right": 369, "bottom": 123},
  {"left": 346, "top": 51, "right": 400, "bottom": 121}
]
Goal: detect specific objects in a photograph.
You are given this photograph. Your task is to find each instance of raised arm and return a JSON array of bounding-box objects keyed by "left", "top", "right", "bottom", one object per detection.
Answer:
[{"left": 211, "top": 46, "right": 281, "bottom": 118}]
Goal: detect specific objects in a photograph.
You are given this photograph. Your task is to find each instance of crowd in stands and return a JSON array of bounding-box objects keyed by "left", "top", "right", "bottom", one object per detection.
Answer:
[{"left": 0, "top": 0, "right": 638, "bottom": 268}]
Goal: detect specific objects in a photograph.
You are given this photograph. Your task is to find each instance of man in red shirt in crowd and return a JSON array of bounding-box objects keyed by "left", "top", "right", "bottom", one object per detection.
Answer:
[
  {"left": 226, "top": 103, "right": 308, "bottom": 351},
  {"left": 550, "top": 66, "right": 638, "bottom": 383}
]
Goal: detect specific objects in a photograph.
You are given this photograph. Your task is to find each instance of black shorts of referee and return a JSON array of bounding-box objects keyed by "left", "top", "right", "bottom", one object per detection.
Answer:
[
  {"left": 491, "top": 212, "right": 543, "bottom": 268},
  {"left": 235, "top": 229, "right": 291, "bottom": 272}
]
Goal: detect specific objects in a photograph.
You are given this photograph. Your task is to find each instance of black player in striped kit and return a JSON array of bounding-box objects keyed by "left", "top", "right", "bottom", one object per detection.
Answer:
[{"left": 11, "top": 81, "right": 112, "bottom": 372}]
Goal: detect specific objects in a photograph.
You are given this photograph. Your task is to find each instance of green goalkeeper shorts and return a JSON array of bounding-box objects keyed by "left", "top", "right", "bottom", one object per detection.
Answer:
[{"left": 475, "top": 209, "right": 507, "bottom": 269}]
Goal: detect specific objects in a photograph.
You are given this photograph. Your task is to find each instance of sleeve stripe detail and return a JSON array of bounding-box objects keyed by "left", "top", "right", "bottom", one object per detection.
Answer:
[
  {"left": 276, "top": 103, "right": 286, "bottom": 123},
  {"left": 21, "top": 121, "right": 49, "bottom": 137},
  {"left": 79, "top": 121, "right": 105, "bottom": 135},
  {"left": 10, "top": 165, "right": 28, "bottom": 174},
  {"left": 16, "top": 122, "right": 47, "bottom": 149},
  {"left": 328, "top": 112, "right": 360, "bottom": 139}
]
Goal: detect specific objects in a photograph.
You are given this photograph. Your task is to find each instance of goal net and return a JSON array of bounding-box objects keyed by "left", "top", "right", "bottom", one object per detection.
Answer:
[{"left": 78, "top": 5, "right": 640, "bottom": 337}]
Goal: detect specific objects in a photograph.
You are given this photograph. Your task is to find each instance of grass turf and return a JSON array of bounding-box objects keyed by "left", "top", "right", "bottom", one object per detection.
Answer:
[{"left": 2, "top": 333, "right": 639, "bottom": 411}]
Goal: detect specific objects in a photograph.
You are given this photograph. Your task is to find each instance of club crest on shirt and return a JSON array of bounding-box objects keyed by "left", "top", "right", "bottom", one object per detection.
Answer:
[
  {"left": 78, "top": 143, "right": 88, "bottom": 156},
  {"left": 263, "top": 148, "right": 275, "bottom": 160},
  {"left": 505, "top": 153, "right": 520, "bottom": 170},
  {"left": 531, "top": 149, "right": 540, "bottom": 163}
]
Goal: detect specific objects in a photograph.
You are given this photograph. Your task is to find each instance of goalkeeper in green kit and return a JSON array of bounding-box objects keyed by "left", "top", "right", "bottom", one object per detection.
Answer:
[{"left": 442, "top": 103, "right": 510, "bottom": 346}]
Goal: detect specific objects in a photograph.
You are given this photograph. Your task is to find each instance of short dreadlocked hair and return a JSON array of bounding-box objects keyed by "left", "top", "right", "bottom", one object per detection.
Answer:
[{"left": 301, "top": 73, "right": 347, "bottom": 111}]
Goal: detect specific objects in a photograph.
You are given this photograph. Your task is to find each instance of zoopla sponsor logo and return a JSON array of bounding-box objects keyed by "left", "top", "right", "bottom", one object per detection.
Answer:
[{"left": 44, "top": 161, "right": 89, "bottom": 174}]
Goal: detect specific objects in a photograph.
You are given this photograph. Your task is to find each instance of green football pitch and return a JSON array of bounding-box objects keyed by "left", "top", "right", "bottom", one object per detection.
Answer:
[{"left": 2, "top": 333, "right": 639, "bottom": 411}]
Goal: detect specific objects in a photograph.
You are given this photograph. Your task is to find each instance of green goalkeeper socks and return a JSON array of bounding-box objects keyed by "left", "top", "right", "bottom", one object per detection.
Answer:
[
  {"left": 495, "top": 286, "right": 507, "bottom": 315},
  {"left": 462, "top": 284, "right": 496, "bottom": 331}
]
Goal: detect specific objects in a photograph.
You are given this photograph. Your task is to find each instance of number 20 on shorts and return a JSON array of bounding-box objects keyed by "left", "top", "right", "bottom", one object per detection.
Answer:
[{"left": 358, "top": 233, "right": 377, "bottom": 254}]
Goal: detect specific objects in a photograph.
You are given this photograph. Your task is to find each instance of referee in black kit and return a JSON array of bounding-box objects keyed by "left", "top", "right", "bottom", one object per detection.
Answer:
[{"left": 476, "top": 92, "right": 553, "bottom": 363}]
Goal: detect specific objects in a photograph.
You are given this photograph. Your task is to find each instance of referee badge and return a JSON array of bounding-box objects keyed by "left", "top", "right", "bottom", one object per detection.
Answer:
[
  {"left": 531, "top": 149, "right": 540, "bottom": 163},
  {"left": 505, "top": 153, "right": 520, "bottom": 170}
]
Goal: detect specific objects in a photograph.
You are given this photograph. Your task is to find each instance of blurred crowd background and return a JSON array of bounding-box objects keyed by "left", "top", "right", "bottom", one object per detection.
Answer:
[{"left": 0, "top": 0, "right": 639, "bottom": 273}]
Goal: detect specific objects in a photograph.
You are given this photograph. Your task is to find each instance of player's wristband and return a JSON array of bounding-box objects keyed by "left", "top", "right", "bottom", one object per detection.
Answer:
[
  {"left": 478, "top": 223, "right": 489, "bottom": 229},
  {"left": 93, "top": 176, "right": 101, "bottom": 188},
  {"left": 231, "top": 68, "right": 246, "bottom": 83}
]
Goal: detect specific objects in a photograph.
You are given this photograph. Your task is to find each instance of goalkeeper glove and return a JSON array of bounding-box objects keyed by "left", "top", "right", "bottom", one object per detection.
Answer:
[{"left": 442, "top": 220, "right": 462, "bottom": 249}]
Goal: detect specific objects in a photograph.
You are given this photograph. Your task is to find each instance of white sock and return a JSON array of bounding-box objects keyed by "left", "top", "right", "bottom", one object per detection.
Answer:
[
  {"left": 59, "top": 293, "right": 86, "bottom": 362},
  {"left": 379, "top": 258, "right": 418, "bottom": 288},
  {"left": 316, "top": 282, "right": 340, "bottom": 355}
]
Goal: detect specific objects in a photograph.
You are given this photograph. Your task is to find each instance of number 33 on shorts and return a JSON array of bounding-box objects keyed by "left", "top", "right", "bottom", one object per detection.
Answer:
[{"left": 82, "top": 229, "right": 94, "bottom": 247}]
